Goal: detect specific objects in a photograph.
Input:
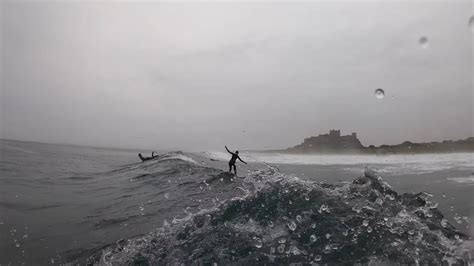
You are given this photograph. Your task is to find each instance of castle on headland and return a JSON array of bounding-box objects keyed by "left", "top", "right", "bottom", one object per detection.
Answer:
[
  {"left": 286, "top": 129, "right": 364, "bottom": 153},
  {"left": 283, "top": 129, "right": 474, "bottom": 154}
]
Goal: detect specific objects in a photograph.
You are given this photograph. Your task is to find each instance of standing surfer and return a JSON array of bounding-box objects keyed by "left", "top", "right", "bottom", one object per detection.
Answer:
[{"left": 225, "top": 146, "right": 247, "bottom": 175}]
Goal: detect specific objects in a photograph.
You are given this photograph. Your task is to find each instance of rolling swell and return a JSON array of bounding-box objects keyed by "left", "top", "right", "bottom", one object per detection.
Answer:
[{"left": 88, "top": 164, "right": 472, "bottom": 265}]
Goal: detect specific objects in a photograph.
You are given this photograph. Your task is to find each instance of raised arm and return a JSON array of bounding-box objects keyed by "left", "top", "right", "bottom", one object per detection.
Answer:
[
  {"left": 238, "top": 156, "right": 247, "bottom": 164},
  {"left": 225, "top": 146, "right": 234, "bottom": 155}
]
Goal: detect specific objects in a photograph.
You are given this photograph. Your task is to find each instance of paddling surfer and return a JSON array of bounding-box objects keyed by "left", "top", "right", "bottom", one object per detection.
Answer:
[{"left": 138, "top": 152, "right": 158, "bottom": 162}]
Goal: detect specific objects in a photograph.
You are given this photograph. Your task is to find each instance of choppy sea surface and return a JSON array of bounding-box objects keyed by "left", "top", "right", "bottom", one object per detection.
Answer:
[{"left": 0, "top": 139, "right": 473, "bottom": 265}]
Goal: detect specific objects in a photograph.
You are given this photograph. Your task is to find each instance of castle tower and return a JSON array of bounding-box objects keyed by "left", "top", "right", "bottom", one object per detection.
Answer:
[{"left": 329, "top": 129, "right": 341, "bottom": 137}]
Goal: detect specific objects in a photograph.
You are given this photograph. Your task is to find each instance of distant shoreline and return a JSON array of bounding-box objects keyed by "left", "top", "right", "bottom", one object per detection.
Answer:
[
  {"left": 261, "top": 132, "right": 474, "bottom": 155},
  {"left": 254, "top": 148, "right": 474, "bottom": 155}
]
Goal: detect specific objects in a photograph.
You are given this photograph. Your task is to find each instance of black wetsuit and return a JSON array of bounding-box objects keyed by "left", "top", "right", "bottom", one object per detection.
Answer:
[
  {"left": 229, "top": 154, "right": 239, "bottom": 167},
  {"left": 225, "top": 146, "right": 246, "bottom": 175},
  {"left": 138, "top": 152, "right": 157, "bottom": 162}
]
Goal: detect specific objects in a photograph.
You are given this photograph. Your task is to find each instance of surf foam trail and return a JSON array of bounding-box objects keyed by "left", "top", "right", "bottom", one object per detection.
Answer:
[{"left": 87, "top": 157, "right": 472, "bottom": 265}]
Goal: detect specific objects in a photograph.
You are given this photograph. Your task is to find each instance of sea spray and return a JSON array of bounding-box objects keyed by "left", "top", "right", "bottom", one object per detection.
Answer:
[{"left": 89, "top": 165, "right": 471, "bottom": 265}]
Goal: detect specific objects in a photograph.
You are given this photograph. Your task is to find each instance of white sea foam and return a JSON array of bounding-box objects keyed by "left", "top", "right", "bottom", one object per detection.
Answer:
[
  {"left": 160, "top": 153, "right": 199, "bottom": 165},
  {"left": 446, "top": 176, "right": 474, "bottom": 185},
  {"left": 205, "top": 151, "right": 473, "bottom": 175}
]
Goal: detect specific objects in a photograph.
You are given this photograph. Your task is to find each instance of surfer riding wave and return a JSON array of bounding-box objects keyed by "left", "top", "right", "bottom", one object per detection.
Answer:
[{"left": 225, "top": 146, "right": 247, "bottom": 175}]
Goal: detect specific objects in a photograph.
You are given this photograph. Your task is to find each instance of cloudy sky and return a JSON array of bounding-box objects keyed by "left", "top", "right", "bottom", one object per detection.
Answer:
[{"left": 1, "top": 1, "right": 472, "bottom": 151}]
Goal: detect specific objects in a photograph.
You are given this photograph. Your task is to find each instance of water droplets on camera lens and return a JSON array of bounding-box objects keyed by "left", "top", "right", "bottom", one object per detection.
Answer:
[
  {"left": 374, "top": 89, "right": 385, "bottom": 99},
  {"left": 469, "top": 15, "right": 474, "bottom": 32},
  {"left": 419, "top": 36, "right": 428, "bottom": 48},
  {"left": 314, "top": 254, "right": 322, "bottom": 262},
  {"left": 288, "top": 221, "right": 297, "bottom": 231}
]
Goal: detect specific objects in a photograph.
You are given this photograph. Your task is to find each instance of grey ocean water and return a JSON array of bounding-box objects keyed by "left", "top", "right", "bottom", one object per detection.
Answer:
[{"left": 0, "top": 139, "right": 473, "bottom": 264}]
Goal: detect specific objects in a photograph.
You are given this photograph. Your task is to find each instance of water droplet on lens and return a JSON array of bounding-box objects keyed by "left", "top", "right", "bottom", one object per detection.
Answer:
[
  {"left": 441, "top": 218, "right": 448, "bottom": 228},
  {"left": 324, "top": 245, "right": 331, "bottom": 253},
  {"left": 277, "top": 244, "right": 285, "bottom": 253},
  {"left": 419, "top": 36, "right": 429, "bottom": 48},
  {"left": 310, "top": 234, "right": 317, "bottom": 242},
  {"left": 325, "top": 233, "right": 331, "bottom": 239},
  {"left": 469, "top": 16, "right": 474, "bottom": 32},
  {"left": 288, "top": 221, "right": 297, "bottom": 231},
  {"left": 255, "top": 238, "right": 263, "bottom": 248},
  {"left": 278, "top": 238, "right": 286, "bottom": 244},
  {"left": 296, "top": 215, "right": 302, "bottom": 223},
  {"left": 362, "top": 220, "right": 369, "bottom": 227},
  {"left": 367, "top": 226, "right": 373, "bottom": 233},
  {"left": 374, "top": 88, "right": 385, "bottom": 99},
  {"left": 386, "top": 220, "right": 393, "bottom": 228},
  {"left": 314, "top": 254, "right": 322, "bottom": 261},
  {"left": 164, "top": 193, "right": 169, "bottom": 199},
  {"left": 319, "top": 204, "right": 328, "bottom": 213},
  {"left": 311, "top": 223, "right": 316, "bottom": 229},
  {"left": 343, "top": 230, "right": 349, "bottom": 236},
  {"left": 304, "top": 195, "right": 310, "bottom": 201},
  {"left": 375, "top": 198, "right": 383, "bottom": 206}
]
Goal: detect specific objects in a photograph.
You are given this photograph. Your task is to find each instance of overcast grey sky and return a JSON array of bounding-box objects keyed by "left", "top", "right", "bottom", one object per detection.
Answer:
[{"left": 1, "top": 1, "right": 472, "bottom": 151}]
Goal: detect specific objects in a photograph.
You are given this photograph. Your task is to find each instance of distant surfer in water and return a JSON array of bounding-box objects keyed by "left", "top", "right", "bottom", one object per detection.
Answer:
[
  {"left": 138, "top": 152, "right": 158, "bottom": 162},
  {"left": 225, "top": 146, "right": 247, "bottom": 175}
]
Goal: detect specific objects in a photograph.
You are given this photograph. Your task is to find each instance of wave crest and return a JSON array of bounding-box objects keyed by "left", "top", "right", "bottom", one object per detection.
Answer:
[{"left": 90, "top": 167, "right": 472, "bottom": 265}]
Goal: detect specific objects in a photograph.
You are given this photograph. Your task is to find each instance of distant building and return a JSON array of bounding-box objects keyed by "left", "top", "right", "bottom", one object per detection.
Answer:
[
  {"left": 287, "top": 129, "right": 363, "bottom": 153},
  {"left": 283, "top": 130, "right": 474, "bottom": 154}
]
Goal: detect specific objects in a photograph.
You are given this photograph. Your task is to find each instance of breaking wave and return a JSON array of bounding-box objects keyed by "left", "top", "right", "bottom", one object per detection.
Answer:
[{"left": 84, "top": 154, "right": 472, "bottom": 265}]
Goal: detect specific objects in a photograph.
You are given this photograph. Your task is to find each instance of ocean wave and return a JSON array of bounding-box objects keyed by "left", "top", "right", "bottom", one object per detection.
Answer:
[
  {"left": 87, "top": 164, "right": 472, "bottom": 265},
  {"left": 0, "top": 142, "right": 38, "bottom": 154},
  {"left": 347, "top": 162, "right": 470, "bottom": 176}
]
